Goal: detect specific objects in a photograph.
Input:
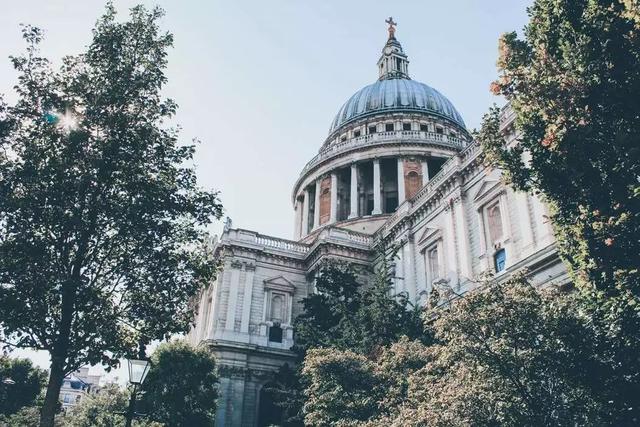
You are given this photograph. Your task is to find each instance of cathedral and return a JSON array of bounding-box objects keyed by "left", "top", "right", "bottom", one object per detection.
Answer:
[{"left": 188, "top": 19, "right": 569, "bottom": 427}]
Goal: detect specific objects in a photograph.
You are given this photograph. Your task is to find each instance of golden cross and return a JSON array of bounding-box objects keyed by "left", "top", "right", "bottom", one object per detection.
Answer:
[{"left": 385, "top": 17, "right": 397, "bottom": 37}]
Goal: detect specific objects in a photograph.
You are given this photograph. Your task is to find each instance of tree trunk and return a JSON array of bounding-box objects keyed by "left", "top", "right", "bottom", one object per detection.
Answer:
[
  {"left": 40, "top": 278, "right": 75, "bottom": 427},
  {"left": 39, "top": 355, "right": 66, "bottom": 427}
]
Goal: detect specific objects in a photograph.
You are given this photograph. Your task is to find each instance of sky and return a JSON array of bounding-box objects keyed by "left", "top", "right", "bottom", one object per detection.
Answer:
[{"left": 0, "top": 0, "right": 532, "bottom": 378}]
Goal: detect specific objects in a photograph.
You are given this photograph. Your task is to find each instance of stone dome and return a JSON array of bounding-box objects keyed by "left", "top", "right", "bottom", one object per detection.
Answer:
[{"left": 328, "top": 78, "right": 466, "bottom": 135}]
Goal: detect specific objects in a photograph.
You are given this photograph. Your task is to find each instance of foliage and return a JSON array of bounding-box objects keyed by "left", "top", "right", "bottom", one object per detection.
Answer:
[
  {"left": 0, "top": 4, "right": 222, "bottom": 425},
  {"left": 0, "top": 356, "right": 47, "bottom": 416},
  {"left": 483, "top": 0, "right": 640, "bottom": 347},
  {"left": 64, "top": 383, "right": 160, "bottom": 427},
  {"left": 294, "top": 256, "right": 426, "bottom": 357},
  {"left": 301, "top": 278, "right": 623, "bottom": 426},
  {"left": 139, "top": 340, "right": 218, "bottom": 427},
  {"left": 270, "top": 257, "right": 428, "bottom": 426},
  {"left": 0, "top": 405, "right": 42, "bottom": 427},
  {"left": 481, "top": 0, "right": 640, "bottom": 422},
  {"left": 302, "top": 348, "right": 382, "bottom": 426},
  {"left": 301, "top": 337, "right": 430, "bottom": 427}
]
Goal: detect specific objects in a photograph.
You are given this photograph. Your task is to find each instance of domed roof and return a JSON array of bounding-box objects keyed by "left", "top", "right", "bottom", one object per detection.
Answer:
[{"left": 329, "top": 78, "right": 466, "bottom": 135}]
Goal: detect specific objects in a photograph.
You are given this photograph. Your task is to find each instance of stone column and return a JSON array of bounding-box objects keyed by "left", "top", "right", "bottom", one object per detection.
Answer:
[
  {"left": 397, "top": 158, "right": 406, "bottom": 204},
  {"left": 372, "top": 159, "right": 382, "bottom": 215},
  {"left": 330, "top": 173, "right": 338, "bottom": 223},
  {"left": 313, "top": 179, "right": 321, "bottom": 229},
  {"left": 301, "top": 189, "right": 310, "bottom": 237},
  {"left": 349, "top": 163, "right": 358, "bottom": 219},
  {"left": 422, "top": 159, "right": 429, "bottom": 185},
  {"left": 293, "top": 199, "right": 301, "bottom": 239}
]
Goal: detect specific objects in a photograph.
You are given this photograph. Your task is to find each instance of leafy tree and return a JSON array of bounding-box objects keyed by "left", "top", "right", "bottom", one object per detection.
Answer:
[
  {"left": 484, "top": 0, "right": 640, "bottom": 352},
  {"left": 65, "top": 383, "right": 160, "bottom": 427},
  {"left": 301, "top": 278, "right": 617, "bottom": 426},
  {"left": 0, "top": 406, "right": 42, "bottom": 427},
  {"left": 295, "top": 256, "right": 426, "bottom": 357},
  {"left": 301, "top": 338, "right": 429, "bottom": 427},
  {"left": 481, "top": 0, "right": 640, "bottom": 421},
  {"left": 270, "top": 256, "right": 428, "bottom": 426},
  {"left": 0, "top": 5, "right": 222, "bottom": 425},
  {"left": 389, "top": 279, "right": 604, "bottom": 427},
  {"left": 302, "top": 348, "right": 382, "bottom": 426},
  {"left": 0, "top": 356, "right": 47, "bottom": 416},
  {"left": 139, "top": 341, "right": 218, "bottom": 427}
]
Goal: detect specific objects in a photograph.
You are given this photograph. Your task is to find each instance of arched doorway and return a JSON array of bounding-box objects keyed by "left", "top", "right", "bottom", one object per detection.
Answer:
[{"left": 257, "top": 381, "right": 284, "bottom": 427}]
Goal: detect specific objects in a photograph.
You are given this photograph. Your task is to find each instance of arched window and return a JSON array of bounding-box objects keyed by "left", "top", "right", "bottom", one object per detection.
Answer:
[
  {"left": 405, "top": 170, "right": 422, "bottom": 199},
  {"left": 487, "top": 203, "right": 504, "bottom": 244}
]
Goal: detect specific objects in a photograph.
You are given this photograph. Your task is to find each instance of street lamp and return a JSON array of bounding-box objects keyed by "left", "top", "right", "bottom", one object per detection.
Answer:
[
  {"left": 2, "top": 378, "right": 15, "bottom": 385},
  {"left": 124, "top": 358, "right": 151, "bottom": 427}
]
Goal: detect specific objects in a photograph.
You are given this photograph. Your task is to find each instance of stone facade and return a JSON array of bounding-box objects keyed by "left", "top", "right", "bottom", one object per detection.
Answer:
[{"left": 188, "top": 21, "right": 568, "bottom": 427}]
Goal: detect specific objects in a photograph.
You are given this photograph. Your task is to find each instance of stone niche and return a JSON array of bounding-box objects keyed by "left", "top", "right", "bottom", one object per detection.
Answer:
[{"left": 403, "top": 158, "right": 424, "bottom": 199}]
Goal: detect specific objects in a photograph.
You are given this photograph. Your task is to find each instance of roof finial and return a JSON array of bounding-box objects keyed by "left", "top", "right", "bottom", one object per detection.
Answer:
[{"left": 385, "top": 17, "right": 397, "bottom": 39}]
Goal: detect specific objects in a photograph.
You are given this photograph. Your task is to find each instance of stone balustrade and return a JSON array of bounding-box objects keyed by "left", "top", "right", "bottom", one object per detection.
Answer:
[
  {"left": 300, "top": 130, "right": 467, "bottom": 176},
  {"left": 225, "top": 229, "right": 309, "bottom": 254}
]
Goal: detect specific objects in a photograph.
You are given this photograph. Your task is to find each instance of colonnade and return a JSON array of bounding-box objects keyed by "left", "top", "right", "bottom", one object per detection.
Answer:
[{"left": 296, "top": 156, "right": 433, "bottom": 238}]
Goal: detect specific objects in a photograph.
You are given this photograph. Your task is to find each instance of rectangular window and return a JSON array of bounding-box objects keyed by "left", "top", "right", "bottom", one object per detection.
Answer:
[
  {"left": 403, "top": 122, "right": 412, "bottom": 131},
  {"left": 369, "top": 125, "right": 377, "bottom": 134},
  {"left": 385, "top": 123, "right": 395, "bottom": 132},
  {"left": 268, "top": 325, "right": 283, "bottom": 343},
  {"left": 340, "top": 135, "right": 347, "bottom": 142},
  {"left": 494, "top": 248, "right": 507, "bottom": 273},
  {"left": 420, "top": 124, "right": 429, "bottom": 132},
  {"left": 435, "top": 126, "right": 444, "bottom": 135},
  {"left": 354, "top": 130, "right": 361, "bottom": 137}
]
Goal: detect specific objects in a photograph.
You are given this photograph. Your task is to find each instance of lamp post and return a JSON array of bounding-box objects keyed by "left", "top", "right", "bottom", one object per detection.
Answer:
[{"left": 124, "top": 358, "right": 151, "bottom": 427}]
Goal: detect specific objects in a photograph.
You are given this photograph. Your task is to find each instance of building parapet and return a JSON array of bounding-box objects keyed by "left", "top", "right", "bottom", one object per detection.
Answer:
[{"left": 220, "top": 229, "right": 309, "bottom": 255}]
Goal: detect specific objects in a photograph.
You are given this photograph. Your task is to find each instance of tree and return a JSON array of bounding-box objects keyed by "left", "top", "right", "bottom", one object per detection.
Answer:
[
  {"left": 301, "top": 278, "right": 616, "bottom": 426},
  {"left": 270, "top": 257, "right": 428, "bottom": 426},
  {"left": 481, "top": 1, "right": 640, "bottom": 421},
  {"left": 0, "top": 406, "right": 42, "bottom": 427},
  {"left": 0, "top": 5, "right": 222, "bottom": 426},
  {"left": 139, "top": 341, "right": 218, "bottom": 427},
  {"left": 0, "top": 356, "right": 47, "bottom": 416},
  {"left": 294, "top": 256, "right": 426, "bottom": 357},
  {"left": 301, "top": 338, "right": 430, "bottom": 427},
  {"left": 388, "top": 279, "right": 604, "bottom": 426},
  {"left": 484, "top": 0, "right": 640, "bottom": 350},
  {"left": 65, "top": 383, "right": 160, "bottom": 427},
  {"left": 302, "top": 348, "right": 382, "bottom": 426}
]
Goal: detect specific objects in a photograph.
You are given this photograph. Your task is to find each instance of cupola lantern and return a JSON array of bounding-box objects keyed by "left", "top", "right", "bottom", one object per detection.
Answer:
[{"left": 377, "top": 17, "right": 410, "bottom": 80}]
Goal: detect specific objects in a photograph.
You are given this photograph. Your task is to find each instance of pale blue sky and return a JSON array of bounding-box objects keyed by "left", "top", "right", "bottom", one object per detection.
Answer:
[{"left": 1, "top": 0, "right": 532, "bottom": 374}]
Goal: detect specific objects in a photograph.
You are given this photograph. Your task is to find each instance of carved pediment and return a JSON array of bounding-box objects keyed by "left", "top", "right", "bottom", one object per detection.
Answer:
[
  {"left": 263, "top": 276, "right": 296, "bottom": 293},
  {"left": 473, "top": 179, "right": 502, "bottom": 204},
  {"left": 417, "top": 225, "right": 441, "bottom": 246}
]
